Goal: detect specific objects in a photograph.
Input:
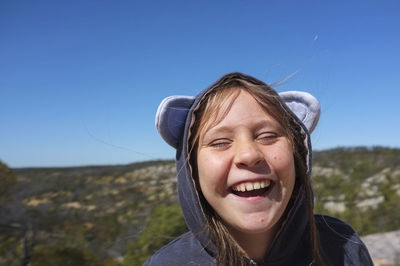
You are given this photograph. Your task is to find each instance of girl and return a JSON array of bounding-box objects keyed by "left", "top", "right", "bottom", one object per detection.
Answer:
[{"left": 147, "top": 72, "right": 373, "bottom": 265}]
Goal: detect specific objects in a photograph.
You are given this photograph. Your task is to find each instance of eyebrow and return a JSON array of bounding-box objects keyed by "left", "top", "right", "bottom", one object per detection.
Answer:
[{"left": 203, "top": 118, "right": 281, "bottom": 137}]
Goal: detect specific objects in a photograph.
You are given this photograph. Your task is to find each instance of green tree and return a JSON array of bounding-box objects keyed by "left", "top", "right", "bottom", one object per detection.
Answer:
[
  {"left": 31, "top": 245, "right": 101, "bottom": 266},
  {"left": 123, "top": 204, "right": 187, "bottom": 266},
  {"left": 0, "top": 160, "right": 18, "bottom": 202},
  {"left": 375, "top": 174, "right": 400, "bottom": 232}
]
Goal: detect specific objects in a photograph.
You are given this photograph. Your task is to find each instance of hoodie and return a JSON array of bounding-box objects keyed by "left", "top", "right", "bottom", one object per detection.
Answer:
[{"left": 145, "top": 73, "right": 373, "bottom": 266}]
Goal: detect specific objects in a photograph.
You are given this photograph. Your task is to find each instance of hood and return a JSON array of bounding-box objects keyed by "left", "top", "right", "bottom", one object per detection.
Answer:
[{"left": 155, "top": 72, "right": 320, "bottom": 261}]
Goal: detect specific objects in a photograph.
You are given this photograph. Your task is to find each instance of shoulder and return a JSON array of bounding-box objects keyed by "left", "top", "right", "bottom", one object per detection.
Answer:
[
  {"left": 315, "top": 215, "right": 357, "bottom": 239},
  {"left": 315, "top": 215, "right": 373, "bottom": 266},
  {"left": 144, "top": 231, "right": 215, "bottom": 266}
]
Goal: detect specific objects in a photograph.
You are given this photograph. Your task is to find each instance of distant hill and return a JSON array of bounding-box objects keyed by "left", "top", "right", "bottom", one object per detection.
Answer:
[
  {"left": 1, "top": 146, "right": 399, "bottom": 265},
  {"left": 312, "top": 147, "right": 400, "bottom": 236},
  {"left": 1, "top": 160, "right": 178, "bottom": 266}
]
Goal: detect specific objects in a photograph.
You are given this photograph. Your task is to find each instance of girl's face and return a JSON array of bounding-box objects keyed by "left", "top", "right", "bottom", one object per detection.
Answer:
[{"left": 197, "top": 90, "right": 295, "bottom": 239}]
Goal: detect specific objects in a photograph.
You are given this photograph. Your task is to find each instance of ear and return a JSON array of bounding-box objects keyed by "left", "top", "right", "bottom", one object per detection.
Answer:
[
  {"left": 279, "top": 91, "right": 320, "bottom": 133},
  {"left": 155, "top": 95, "right": 195, "bottom": 149}
]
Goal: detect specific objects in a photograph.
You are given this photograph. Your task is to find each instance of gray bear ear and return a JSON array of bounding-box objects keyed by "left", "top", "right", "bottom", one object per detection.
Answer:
[
  {"left": 279, "top": 91, "right": 320, "bottom": 133},
  {"left": 155, "top": 95, "right": 195, "bottom": 149}
]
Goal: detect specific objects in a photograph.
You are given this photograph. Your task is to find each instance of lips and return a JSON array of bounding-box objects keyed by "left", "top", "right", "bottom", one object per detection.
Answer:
[{"left": 231, "top": 179, "right": 272, "bottom": 197}]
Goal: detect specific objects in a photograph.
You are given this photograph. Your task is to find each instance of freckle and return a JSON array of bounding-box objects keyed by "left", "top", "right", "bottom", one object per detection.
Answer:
[{"left": 260, "top": 219, "right": 265, "bottom": 222}]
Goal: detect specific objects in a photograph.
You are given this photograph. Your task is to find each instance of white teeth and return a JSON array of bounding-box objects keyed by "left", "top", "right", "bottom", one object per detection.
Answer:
[
  {"left": 246, "top": 183, "right": 253, "bottom": 191},
  {"left": 260, "top": 180, "right": 270, "bottom": 189},
  {"left": 232, "top": 180, "right": 271, "bottom": 192}
]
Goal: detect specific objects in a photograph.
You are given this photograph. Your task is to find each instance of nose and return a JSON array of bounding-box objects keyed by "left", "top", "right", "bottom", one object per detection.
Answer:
[{"left": 233, "top": 138, "right": 264, "bottom": 168}]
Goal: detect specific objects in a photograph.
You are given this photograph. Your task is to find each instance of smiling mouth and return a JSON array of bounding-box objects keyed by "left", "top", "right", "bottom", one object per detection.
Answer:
[{"left": 231, "top": 180, "right": 273, "bottom": 197}]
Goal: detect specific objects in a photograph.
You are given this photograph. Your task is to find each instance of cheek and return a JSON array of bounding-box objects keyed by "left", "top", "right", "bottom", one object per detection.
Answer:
[
  {"left": 269, "top": 142, "right": 296, "bottom": 185},
  {"left": 197, "top": 150, "right": 230, "bottom": 196}
]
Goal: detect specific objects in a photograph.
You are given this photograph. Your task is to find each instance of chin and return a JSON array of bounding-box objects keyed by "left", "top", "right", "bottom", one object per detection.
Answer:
[{"left": 229, "top": 213, "right": 280, "bottom": 235}]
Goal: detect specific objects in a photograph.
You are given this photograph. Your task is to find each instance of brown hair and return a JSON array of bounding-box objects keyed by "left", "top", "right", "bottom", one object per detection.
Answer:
[{"left": 188, "top": 73, "right": 324, "bottom": 265}]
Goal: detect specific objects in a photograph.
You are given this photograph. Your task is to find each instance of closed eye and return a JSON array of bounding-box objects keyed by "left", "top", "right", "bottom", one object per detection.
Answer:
[
  {"left": 256, "top": 133, "right": 278, "bottom": 144},
  {"left": 209, "top": 139, "right": 232, "bottom": 149}
]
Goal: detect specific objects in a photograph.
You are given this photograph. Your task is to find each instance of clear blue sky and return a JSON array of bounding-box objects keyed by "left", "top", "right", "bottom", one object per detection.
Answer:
[{"left": 1, "top": 0, "right": 399, "bottom": 167}]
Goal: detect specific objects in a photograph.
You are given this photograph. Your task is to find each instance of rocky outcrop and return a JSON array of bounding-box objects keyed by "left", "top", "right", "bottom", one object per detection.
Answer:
[{"left": 362, "top": 230, "right": 400, "bottom": 266}]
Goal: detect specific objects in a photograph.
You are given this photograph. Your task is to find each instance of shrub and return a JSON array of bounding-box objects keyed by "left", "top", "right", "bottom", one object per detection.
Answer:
[{"left": 123, "top": 203, "right": 187, "bottom": 266}]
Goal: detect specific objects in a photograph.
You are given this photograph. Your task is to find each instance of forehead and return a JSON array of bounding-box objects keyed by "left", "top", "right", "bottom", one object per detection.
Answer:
[{"left": 200, "top": 90, "right": 281, "bottom": 135}]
